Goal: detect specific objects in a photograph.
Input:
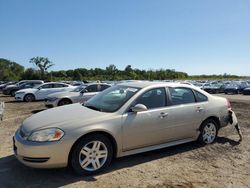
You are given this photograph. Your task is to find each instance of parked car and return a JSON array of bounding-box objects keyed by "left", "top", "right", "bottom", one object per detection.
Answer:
[
  {"left": 5, "top": 80, "right": 31, "bottom": 89},
  {"left": 0, "top": 81, "right": 17, "bottom": 91},
  {"left": 3, "top": 80, "right": 44, "bottom": 96},
  {"left": 14, "top": 82, "right": 231, "bottom": 175},
  {"left": 224, "top": 82, "right": 248, "bottom": 94},
  {"left": 15, "top": 82, "right": 76, "bottom": 102},
  {"left": 242, "top": 87, "right": 250, "bottom": 95},
  {"left": 203, "top": 83, "right": 226, "bottom": 94},
  {"left": 45, "top": 83, "right": 111, "bottom": 107}
]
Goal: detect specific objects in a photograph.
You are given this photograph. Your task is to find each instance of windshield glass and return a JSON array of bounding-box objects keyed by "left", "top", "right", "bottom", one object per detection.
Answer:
[
  {"left": 84, "top": 85, "right": 140, "bottom": 113},
  {"left": 72, "top": 85, "right": 87, "bottom": 92}
]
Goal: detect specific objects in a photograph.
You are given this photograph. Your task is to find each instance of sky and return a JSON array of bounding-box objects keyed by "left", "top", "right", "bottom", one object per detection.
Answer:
[{"left": 0, "top": 0, "right": 250, "bottom": 76}]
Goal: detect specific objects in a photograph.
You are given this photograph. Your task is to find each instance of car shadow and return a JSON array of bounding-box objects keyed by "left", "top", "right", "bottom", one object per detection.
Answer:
[
  {"left": 217, "top": 136, "right": 241, "bottom": 146},
  {"left": 0, "top": 138, "right": 239, "bottom": 188},
  {"left": 5, "top": 100, "right": 25, "bottom": 103},
  {"left": 0, "top": 95, "right": 11, "bottom": 98},
  {"left": 0, "top": 141, "right": 202, "bottom": 188},
  {"left": 32, "top": 109, "right": 46, "bottom": 114}
]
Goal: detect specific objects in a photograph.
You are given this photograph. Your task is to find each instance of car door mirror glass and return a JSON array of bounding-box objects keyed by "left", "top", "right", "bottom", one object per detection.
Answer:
[{"left": 131, "top": 104, "right": 148, "bottom": 112}]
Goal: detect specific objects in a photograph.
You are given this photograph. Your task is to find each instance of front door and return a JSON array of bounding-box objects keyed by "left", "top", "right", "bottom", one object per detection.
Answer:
[{"left": 122, "top": 87, "right": 172, "bottom": 151}]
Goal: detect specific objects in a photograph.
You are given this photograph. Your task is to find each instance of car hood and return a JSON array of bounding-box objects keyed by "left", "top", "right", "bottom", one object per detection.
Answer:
[
  {"left": 21, "top": 103, "right": 112, "bottom": 134},
  {"left": 4, "top": 85, "right": 18, "bottom": 90},
  {"left": 16, "top": 88, "right": 38, "bottom": 93},
  {"left": 5, "top": 84, "right": 16, "bottom": 89},
  {"left": 47, "top": 91, "right": 80, "bottom": 98}
]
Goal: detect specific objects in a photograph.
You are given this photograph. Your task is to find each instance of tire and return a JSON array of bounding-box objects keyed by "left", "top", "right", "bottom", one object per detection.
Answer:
[
  {"left": 70, "top": 134, "right": 113, "bottom": 176},
  {"left": 58, "top": 98, "right": 72, "bottom": 106},
  {"left": 24, "top": 94, "right": 35, "bottom": 102},
  {"left": 11, "top": 90, "right": 17, "bottom": 97},
  {"left": 198, "top": 119, "right": 219, "bottom": 145}
]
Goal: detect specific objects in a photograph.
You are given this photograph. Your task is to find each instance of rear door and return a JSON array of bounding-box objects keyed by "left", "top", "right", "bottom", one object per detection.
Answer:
[{"left": 164, "top": 87, "right": 206, "bottom": 139}]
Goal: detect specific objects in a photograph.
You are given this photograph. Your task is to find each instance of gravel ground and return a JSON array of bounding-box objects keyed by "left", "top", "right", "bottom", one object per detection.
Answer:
[{"left": 0, "top": 94, "right": 249, "bottom": 188}]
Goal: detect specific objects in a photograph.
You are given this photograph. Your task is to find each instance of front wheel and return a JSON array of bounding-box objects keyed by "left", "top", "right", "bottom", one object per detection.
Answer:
[
  {"left": 198, "top": 119, "right": 218, "bottom": 144},
  {"left": 70, "top": 134, "right": 113, "bottom": 175},
  {"left": 58, "top": 99, "right": 72, "bottom": 106},
  {"left": 24, "top": 94, "right": 35, "bottom": 102}
]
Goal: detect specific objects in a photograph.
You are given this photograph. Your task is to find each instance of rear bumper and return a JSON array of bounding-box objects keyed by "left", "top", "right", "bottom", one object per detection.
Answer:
[{"left": 220, "top": 114, "right": 230, "bottom": 128}]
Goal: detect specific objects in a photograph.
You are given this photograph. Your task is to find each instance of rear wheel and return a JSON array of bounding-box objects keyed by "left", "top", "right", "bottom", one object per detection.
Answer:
[
  {"left": 24, "top": 94, "right": 35, "bottom": 102},
  {"left": 11, "top": 90, "right": 17, "bottom": 97},
  {"left": 198, "top": 119, "right": 218, "bottom": 144},
  {"left": 58, "top": 98, "right": 72, "bottom": 106},
  {"left": 70, "top": 134, "right": 113, "bottom": 175}
]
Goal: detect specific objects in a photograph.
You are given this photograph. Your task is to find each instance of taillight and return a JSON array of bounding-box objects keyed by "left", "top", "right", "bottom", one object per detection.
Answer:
[{"left": 227, "top": 99, "right": 231, "bottom": 109}]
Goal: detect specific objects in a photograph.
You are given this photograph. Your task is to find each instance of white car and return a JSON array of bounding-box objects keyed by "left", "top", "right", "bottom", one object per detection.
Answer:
[
  {"left": 45, "top": 83, "right": 111, "bottom": 107},
  {"left": 15, "top": 82, "right": 76, "bottom": 102}
]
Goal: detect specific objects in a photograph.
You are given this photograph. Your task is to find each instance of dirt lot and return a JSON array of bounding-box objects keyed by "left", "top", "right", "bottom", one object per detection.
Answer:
[{"left": 0, "top": 94, "right": 249, "bottom": 188}]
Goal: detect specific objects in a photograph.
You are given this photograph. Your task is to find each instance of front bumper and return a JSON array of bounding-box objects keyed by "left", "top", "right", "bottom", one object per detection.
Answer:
[
  {"left": 15, "top": 93, "right": 25, "bottom": 101},
  {"left": 13, "top": 129, "right": 72, "bottom": 168},
  {"left": 44, "top": 99, "right": 58, "bottom": 108}
]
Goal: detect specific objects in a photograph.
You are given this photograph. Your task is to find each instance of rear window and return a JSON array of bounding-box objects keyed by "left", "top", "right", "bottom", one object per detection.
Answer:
[
  {"left": 169, "top": 87, "right": 196, "bottom": 105},
  {"left": 194, "top": 91, "right": 208, "bottom": 102}
]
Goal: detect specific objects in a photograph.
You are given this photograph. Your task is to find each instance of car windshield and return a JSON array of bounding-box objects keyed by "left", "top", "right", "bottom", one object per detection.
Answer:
[
  {"left": 84, "top": 85, "right": 140, "bottom": 113},
  {"left": 72, "top": 85, "right": 87, "bottom": 92}
]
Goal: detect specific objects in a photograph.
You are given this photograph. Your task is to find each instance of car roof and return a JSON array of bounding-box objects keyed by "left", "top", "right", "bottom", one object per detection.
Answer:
[{"left": 118, "top": 81, "right": 196, "bottom": 89}]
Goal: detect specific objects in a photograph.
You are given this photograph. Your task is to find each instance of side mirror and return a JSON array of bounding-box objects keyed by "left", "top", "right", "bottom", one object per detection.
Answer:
[
  {"left": 80, "top": 89, "right": 87, "bottom": 94},
  {"left": 131, "top": 104, "right": 148, "bottom": 113}
]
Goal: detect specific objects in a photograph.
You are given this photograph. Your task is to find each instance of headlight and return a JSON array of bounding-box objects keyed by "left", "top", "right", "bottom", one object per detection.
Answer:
[
  {"left": 16, "top": 92, "right": 25, "bottom": 95},
  {"left": 27, "top": 128, "right": 64, "bottom": 142}
]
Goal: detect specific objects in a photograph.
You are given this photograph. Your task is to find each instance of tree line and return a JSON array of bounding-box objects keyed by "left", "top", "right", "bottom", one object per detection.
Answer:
[{"left": 0, "top": 57, "right": 249, "bottom": 81}]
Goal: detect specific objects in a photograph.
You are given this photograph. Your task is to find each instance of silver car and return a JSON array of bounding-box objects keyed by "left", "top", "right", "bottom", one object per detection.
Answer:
[
  {"left": 13, "top": 82, "right": 231, "bottom": 175},
  {"left": 44, "top": 83, "right": 111, "bottom": 107}
]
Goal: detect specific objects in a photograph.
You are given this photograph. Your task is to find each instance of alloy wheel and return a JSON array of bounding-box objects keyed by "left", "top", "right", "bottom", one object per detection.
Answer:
[
  {"left": 78, "top": 141, "right": 108, "bottom": 172},
  {"left": 202, "top": 123, "right": 217, "bottom": 144}
]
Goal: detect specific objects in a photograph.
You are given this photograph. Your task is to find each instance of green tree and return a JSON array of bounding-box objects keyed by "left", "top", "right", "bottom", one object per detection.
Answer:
[
  {"left": 0, "top": 58, "right": 24, "bottom": 80},
  {"left": 30, "top": 57, "right": 54, "bottom": 79},
  {"left": 106, "top": 64, "right": 118, "bottom": 80}
]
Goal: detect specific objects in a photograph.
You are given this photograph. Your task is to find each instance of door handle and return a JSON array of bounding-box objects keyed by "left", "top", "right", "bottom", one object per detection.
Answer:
[
  {"left": 159, "top": 112, "right": 168, "bottom": 118},
  {"left": 196, "top": 107, "right": 204, "bottom": 112}
]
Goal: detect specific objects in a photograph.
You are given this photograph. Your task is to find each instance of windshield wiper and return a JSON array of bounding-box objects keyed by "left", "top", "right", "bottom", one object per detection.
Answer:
[{"left": 84, "top": 104, "right": 101, "bottom": 112}]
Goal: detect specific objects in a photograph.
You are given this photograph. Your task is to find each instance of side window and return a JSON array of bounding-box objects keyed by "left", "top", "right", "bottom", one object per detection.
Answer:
[
  {"left": 169, "top": 87, "right": 196, "bottom": 105},
  {"left": 41, "top": 84, "right": 53, "bottom": 89},
  {"left": 134, "top": 88, "right": 166, "bottom": 109},
  {"left": 194, "top": 91, "right": 208, "bottom": 102},
  {"left": 53, "top": 84, "right": 65, "bottom": 88},
  {"left": 100, "top": 84, "right": 110, "bottom": 91},
  {"left": 23, "top": 83, "right": 33, "bottom": 88},
  {"left": 85, "top": 85, "right": 98, "bottom": 92}
]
